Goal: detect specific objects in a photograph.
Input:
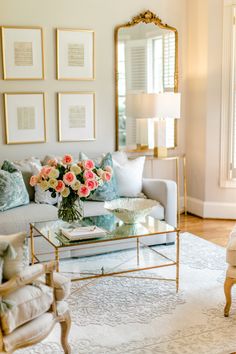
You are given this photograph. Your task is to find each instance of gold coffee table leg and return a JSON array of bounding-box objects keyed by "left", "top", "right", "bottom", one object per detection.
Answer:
[
  {"left": 176, "top": 230, "right": 180, "bottom": 292},
  {"left": 137, "top": 238, "right": 140, "bottom": 266}
]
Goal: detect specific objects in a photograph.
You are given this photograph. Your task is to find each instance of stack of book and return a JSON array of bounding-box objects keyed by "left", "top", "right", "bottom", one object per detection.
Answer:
[{"left": 61, "top": 226, "right": 106, "bottom": 241}]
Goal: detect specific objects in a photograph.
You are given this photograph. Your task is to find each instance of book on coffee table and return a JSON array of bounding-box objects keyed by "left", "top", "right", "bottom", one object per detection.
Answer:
[{"left": 61, "top": 226, "right": 106, "bottom": 241}]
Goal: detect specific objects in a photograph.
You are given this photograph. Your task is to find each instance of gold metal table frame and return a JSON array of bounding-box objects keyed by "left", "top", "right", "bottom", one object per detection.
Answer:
[{"left": 30, "top": 216, "right": 180, "bottom": 292}]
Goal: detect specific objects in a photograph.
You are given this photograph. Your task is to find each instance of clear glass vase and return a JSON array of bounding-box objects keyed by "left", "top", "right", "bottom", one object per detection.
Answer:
[{"left": 58, "top": 196, "right": 84, "bottom": 223}]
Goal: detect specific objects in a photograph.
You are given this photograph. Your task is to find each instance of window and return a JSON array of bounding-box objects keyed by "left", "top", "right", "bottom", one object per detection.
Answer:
[{"left": 220, "top": 1, "right": 236, "bottom": 187}]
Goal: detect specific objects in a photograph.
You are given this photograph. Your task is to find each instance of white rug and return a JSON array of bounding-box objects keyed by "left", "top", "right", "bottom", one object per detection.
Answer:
[{"left": 17, "top": 233, "right": 236, "bottom": 354}]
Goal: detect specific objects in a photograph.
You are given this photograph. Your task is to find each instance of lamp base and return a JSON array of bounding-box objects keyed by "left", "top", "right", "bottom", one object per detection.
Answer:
[
  {"left": 136, "top": 144, "right": 149, "bottom": 150},
  {"left": 153, "top": 146, "right": 168, "bottom": 158}
]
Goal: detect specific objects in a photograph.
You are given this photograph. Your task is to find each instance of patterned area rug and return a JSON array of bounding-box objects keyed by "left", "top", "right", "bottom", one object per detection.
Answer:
[{"left": 17, "top": 233, "right": 236, "bottom": 354}]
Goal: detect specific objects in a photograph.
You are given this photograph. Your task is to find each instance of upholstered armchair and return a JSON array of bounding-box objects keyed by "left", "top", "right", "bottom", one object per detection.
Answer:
[
  {"left": 0, "top": 261, "right": 71, "bottom": 354},
  {"left": 224, "top": 227, "right": 236, "bottom": 317}
]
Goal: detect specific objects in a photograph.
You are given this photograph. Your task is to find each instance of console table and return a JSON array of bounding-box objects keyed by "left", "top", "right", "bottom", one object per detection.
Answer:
[{"left": 146, "top": 155, "right": 187, "bottom": 227}]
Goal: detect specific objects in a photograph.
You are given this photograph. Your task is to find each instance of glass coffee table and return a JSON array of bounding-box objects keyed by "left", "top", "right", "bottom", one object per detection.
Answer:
[{"left": 30, "top": 214, "right": 180, "bottom": 291}]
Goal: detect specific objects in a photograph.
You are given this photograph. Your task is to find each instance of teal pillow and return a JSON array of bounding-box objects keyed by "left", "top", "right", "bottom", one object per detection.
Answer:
[
  {"left": 0, "top": 161, "right": 29, "bottom": 211},
  {"left": 79, "top": 152, "right": 119, "bottom": 201}
]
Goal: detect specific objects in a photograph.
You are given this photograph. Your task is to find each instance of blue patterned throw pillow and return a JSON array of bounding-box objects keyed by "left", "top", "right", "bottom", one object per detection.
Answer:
[
  {"left": 0, "top": 161, "right": 29, "bottom": 211},
  {"left": 79, "top": 152, "right": 119, "bottom": 201}
]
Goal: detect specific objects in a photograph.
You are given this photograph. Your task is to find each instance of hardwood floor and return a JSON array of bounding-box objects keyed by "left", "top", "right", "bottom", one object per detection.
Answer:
[{"left": 180, "top": 213, "right": 236, "bottom": 247}]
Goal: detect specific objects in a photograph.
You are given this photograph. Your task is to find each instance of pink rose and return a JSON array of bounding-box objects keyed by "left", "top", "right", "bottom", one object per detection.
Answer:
[
  {"left": 102, "top": 171, "right": 112, "bottom": 182},
  {"left": 83, "top": 159, "right": 95, "bottom": 170},
  {"left": 105, "top": 165, "right": 113, "bottom": 174},
  {"left": 40, "top": 166, "right": 52, "bottom": 177},
  {"left": 62, "top": 154, "right": 73, "bottom": 165},
  {"left": 83, "top": 170, "right": 95, "bottom": 180},
  {"left": 85, "top": 179, "right": 97, "bottom": 191},
  {"left": 30, "top": 175, "right": 38, "bottom": 186},
  {"left": 78, "top": 184, "right": 90, "bottom": 198},
  {"left": 63, "top": 172, "right": 76, "bottom": 186},
  {"left": 55, "top": 180, "right": 65, "bottom": 193},
  {"left": 47, "top": 159, "right": 58, "bottom": 167}
]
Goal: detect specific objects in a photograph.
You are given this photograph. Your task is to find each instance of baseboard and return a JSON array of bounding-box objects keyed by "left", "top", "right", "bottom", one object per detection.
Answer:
[
  {"left": 186, "top": 197, "right": 204, "bottom": 217},
  {"left": 186, "top": 197, "right": 236, "bottom": 219}
]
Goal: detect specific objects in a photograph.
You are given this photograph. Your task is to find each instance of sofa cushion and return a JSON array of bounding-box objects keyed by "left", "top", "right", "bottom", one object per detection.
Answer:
[
  {"left": 0, "top": 203, "right": 58, "bottom": 235},
  {"left": 112, "top": 156, "right": 146, "bottom": 197},
  {"left": 1, "top": 283, "right": 53, "bottom": 334},
  {"left": 30, "top": 162, "right": 59, "bottom": 205},
  {"left": 79, "top": 152, "right": 119, "bottom": 201},
  {"left": 12, "top": 157, "right": 41, "bottom": 201},
  {"left": 0, "top": 161, "right": 29, "bottom": 211}
]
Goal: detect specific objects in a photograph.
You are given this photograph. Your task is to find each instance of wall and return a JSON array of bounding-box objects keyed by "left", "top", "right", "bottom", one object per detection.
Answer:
[
  {"left": 186, "top": 0, "right": 236, "bottom": 218},
  {"left": 0, "top": 0, "right": 187, "bottom": 178}
]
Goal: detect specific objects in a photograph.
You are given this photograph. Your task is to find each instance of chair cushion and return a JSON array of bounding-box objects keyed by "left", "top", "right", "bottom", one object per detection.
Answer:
[
  {"left": 226, "top": 265, "right": 236, "bottom": 278},
  {"left": 226, "top": 229, "right": 236, "bottom": 266},
  {"left": 1, "top": 283, "right": 53, "bottom": 334},
  {"left": 38, "top": 272, "right": 71, "bottom": 301},
  {"left": 53, "top": 273, "right": 71, "bottom": 301},
  {"left": 3, "top": 312, "right": 55, "bottom": 352},
  {"left": 0, "top": 232, "right": 27, "bottom": 280},
  {"left": 3, "top": 302, "right": 69, "bottom": 353},
  {"left": 0, "top": 202, "right": 58, "bottom": 235}
]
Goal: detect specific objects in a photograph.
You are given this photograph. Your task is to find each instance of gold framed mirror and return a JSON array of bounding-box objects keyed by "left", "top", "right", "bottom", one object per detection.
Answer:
[{"left": 115, "top": 10, "right": 178, "bottom": 153}]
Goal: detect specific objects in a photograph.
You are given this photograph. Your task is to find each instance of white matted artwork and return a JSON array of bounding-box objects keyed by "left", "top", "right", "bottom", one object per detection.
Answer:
[
  {"left": 1, "top": 27, "right": 44, "bottom": 80},
  {"left": 58, "top": 92, "right": 95, "bottom": 141},
  {"left": 4, "top": 93, "right": 46, "bottom": 144},
  {"left": 56, "top": 29, "right": 95, "bottom": 80}
]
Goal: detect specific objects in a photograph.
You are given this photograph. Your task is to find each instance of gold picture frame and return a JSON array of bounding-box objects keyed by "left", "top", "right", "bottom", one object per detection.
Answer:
[
  {"left": 4, "top": 92, "right": 47, "bottom": 144},
  {"left": 56, "top": 28, "right": 95, "bottom": 80},
  {"left": 58, "top": 92, "right": 95, "bottom": 142},
  {"left": 1, "top": 26, "right": 45, "bottom": 80}
]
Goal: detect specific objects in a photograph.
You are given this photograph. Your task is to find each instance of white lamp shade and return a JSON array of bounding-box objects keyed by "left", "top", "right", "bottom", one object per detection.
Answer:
[
  {"left": 126, "top": 93, "right": 159, "bottom": 118},
  {"left": 155, "top": 92, "right": 181, "bottom": 119},
  {"left": 126, "top": 92, "right": 181, "bottom": 119}
]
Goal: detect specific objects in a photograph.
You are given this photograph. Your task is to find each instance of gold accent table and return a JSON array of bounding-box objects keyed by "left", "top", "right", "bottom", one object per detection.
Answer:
[
  {"left": 30, "top": 215, "right": 180, "bottom": 291},
  {"left": 147, "top": 155, "right": 187, "bottom": 227}
]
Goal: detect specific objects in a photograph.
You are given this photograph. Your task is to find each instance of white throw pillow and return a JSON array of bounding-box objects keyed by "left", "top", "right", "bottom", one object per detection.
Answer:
[
  {"left": 113, "top": 156, "right": 146, "bottom": 197},
  {"left": 112, "top": 151, "right": 128, "bottom": 165},
  {"left": 30, "top": 163, "right": 59, "bottom": 205}
]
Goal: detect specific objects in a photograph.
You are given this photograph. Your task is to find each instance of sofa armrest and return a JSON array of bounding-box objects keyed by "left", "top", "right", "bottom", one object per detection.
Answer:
[{"left": 142, "top": 178, "right": 177, "bottom": 228}]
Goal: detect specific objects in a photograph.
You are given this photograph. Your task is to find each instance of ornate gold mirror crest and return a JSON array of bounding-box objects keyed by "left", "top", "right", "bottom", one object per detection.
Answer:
[{"left": 115, "top": 10, "right": 178, "bottom": 153}]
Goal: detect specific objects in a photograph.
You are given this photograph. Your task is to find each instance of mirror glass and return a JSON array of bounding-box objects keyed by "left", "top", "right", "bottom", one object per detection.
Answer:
[{"left": 115, "top": 14, "right": 177, "bottom": 152}]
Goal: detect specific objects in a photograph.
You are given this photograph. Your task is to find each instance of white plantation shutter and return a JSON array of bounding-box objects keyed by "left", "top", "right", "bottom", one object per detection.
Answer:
[
  {"left": 125, "top": 39, "right": 148, "bottom": 92},
  {"left": 163, "top": 32, "right": 175, "bottom": 91},
  {"left": 125, "top": 40, "right": 148, "bottom": 147},
  {"left": 163, "top": 32, "right": 175, "bottom": 148}
]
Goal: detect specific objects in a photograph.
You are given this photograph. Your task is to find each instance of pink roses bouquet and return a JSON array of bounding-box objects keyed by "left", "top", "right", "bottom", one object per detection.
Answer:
[{"left": 30, "top": 154, "right": 113, "bottom": 223}]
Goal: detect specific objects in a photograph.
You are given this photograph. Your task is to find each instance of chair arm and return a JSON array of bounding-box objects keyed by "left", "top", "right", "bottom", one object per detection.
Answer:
[
  {"left": 142, "top": 178, "right": 177, "bottom": 228},
  {"left": 0, "top": 261, "right": 56, "bottom": 297}
]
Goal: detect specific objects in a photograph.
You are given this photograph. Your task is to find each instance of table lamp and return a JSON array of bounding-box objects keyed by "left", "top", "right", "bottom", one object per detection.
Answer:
[
  {"left": 153, "top": 92, "right": 181, "bottom": 157},
  {"left": 126, "top": 93, "right": 157, "bottom": 149}
]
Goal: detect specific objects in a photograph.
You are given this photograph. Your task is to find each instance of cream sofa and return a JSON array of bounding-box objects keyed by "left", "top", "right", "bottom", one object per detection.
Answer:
[{"left": 0, "top": 177, "right": 177, "bottom": 260}]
